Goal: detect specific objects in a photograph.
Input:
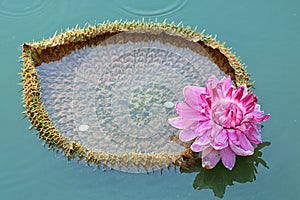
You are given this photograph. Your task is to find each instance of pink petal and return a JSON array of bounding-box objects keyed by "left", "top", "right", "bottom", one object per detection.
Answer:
[
  {"left": 226, "top": 87, "right": 233, "bottom": 98},
  {"left": 223, "top": 103, "right": 243, "bottom": 127},
  {"left": 227, "top": 129, "right": 237, "bottom": 140},
  {"left": 206, "top": 76, "right": 219, "bottom": 99},
  {"left": 252, "top": 105, "right": 270, "bottom": 122},
  {"left": 168, "top": 117, "right": 195, "bottom": 129},
  {"left": 238, "top": 132, "right": 254, "bottom": 150},
  {"left": 244, "top": 123, "right": 262, "bottom": 144},
  {"left": 201, "top": 147, "right": 221, "bottom": 169},
  {"left": 211, "top": 129, "right": 228, "bottom": 150},
  {"left": 193, "top": 132, "right": 210, "bottom": 146},
  {"left": 241, "top": 93, "right": 257, "bottom": 114},
  {"left": 183, "top": 86, "right": 206, "bottom": 111},
  {"left": 245, "top": 106, "right": 270, "bottom": 123},
  {"left": 200, "top": 93, "right": 211, "bottom": 109},
  {"left": 212, "top": 76, "right": 234, "bottom": 100},
  {"left": 179, "top": 129, "right": 198, "bottom": 142},
  {"left": 206, "top": 76, "right": 219, "bottom": 89},
  {"left": 195, "top": 120, "right": 211, "bottom": 135},
  {"left": 236, "top": 123, "right": 248, "bottom": 133},
  {"left": 209, "top": 124, "right": 222, "bottom": 138},
  {"left": 175, "top": 102, "right": 206, "bottom": 121},
  {"left": 220, "top": 147, "right": 236, "bottom": 170},
  {"left": 228, "top": 133, "right": 254, "bottom": 156},
  {"left": 229, "top": 141, "right": 253, "bottom": 156},
  {"left": 210, "top": 83, "right": 224, "bottom": 101},
  {"left": 191, "top": 143, "right": 209, "bottom": 152},
  {"left": 221, "top": 76, "right": 233, "bottom": 92},
  {"left": 233, "top": 85, "right": 247, "bottom": 102}
]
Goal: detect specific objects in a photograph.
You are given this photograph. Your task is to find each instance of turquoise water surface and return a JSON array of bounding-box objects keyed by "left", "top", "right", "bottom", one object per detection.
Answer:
[{"left": 1, "top": 0, "right": 299, "bottom": 199}]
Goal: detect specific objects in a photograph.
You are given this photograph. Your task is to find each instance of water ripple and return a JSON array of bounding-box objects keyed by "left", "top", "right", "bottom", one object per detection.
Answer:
[
  {"left": 0, "top": 0, "right": 50, "bottom": 19},
  {"left": 117, "top": 0, "right": 187, "bottom": 17}
]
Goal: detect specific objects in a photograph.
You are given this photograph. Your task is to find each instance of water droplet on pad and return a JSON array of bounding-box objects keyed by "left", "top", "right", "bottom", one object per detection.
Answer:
[
  {"left": 164, "top": 101, "right": 174, "bottom": 108},
  {"left": 78, "top": 124, "right": 89, "bottom": 131}
]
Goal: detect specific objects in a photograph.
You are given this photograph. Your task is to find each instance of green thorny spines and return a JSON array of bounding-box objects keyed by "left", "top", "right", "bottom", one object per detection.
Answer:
[{"left": 21, "top": 20, "right": 251, "bottom": 172}]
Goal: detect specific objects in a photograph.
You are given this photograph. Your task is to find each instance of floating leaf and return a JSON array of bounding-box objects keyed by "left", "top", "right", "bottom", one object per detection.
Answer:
[{"left": 181, "top": 142, "right": 270, "bottom": 198}]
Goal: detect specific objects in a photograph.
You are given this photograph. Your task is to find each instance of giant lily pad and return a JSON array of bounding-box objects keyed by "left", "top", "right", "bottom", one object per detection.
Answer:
[{"left": 21, "top": 20, "right": 250, "bottom": 172}]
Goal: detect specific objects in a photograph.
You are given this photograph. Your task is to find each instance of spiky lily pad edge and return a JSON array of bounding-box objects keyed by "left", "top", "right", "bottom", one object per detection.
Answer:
[{"left": 21, "top": 19, "right": 251, "bottom": 173}]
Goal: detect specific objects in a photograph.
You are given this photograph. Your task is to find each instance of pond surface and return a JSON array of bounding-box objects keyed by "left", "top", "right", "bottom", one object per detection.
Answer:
[{"left": 0, "top": 0, "right": 299, "bottom": 199}]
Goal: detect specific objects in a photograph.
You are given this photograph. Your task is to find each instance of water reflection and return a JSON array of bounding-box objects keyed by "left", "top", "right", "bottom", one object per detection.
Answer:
[
  {"left": 117, "top": 0, "right": 187, "bottom": 17},
  {"left": 180, "top": 142, "right": 270, "bottom": 198},
  {"left": 0, "top": 0, "right": 50, "bottom": 18}
]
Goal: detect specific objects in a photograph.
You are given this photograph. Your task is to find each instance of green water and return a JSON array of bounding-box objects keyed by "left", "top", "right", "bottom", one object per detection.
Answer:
[{"left": 1, "top": 0, "right": 299, "bottom": 199}]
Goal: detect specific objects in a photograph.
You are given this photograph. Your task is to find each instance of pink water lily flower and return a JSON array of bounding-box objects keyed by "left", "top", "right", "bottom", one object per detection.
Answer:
[{"left": 169, "top": 76, "right": 270, "bottom": 170}]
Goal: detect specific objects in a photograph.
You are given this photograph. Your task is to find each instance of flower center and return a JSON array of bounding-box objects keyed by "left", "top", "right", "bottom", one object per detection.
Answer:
[{"left": 212, "top": 101, "right": 243, "bottom": 128}]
